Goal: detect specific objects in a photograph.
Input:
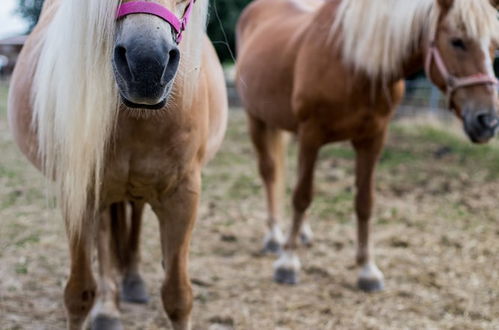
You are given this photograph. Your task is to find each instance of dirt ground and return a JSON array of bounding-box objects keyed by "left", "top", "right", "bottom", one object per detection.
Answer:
[{"left": 1, "top": 81, "right": 499, "bottom": 329}]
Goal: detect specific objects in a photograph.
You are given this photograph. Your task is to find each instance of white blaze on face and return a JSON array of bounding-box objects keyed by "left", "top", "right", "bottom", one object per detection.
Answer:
[{"left": 480, "top": 38, "right": 497, "bottom": 78}]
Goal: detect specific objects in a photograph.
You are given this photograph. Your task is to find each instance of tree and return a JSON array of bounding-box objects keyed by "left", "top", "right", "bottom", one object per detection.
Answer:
[
  {"left": 17, "top": 0, "right": 44, "bottom": 32},
  {"left": 207, "top": 0, "right": 252, "bottom": 63}
]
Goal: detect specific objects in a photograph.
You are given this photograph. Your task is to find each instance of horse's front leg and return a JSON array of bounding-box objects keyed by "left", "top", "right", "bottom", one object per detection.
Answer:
[
  {"left": 352, "top": 131, "right": 387, "bottom": 292},
  {"left": 64, "top": 214, "right": 98, "bottom": 330},
  {"left": 152, "top": 171, "right": 201, "bottom": 330},
  {"left": 90, "top": 208, "right": 123, "bottom": 330},
  {"left": 274, "top": 127, "right": 321, "bottom": 285},
  {"left": 111, "top": 201, "right": 149, "bottom": 304}
]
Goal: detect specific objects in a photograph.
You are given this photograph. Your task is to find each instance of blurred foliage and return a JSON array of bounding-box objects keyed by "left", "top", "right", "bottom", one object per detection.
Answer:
[
  {"left": 207, "top": 0, "right": 252, "bottom": 63},
  {"left": 17, "top": 0, "right": 44, "bottom": 32}
]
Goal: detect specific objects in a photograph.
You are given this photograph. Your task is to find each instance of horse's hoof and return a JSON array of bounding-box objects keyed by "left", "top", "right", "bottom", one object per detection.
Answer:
[
  {"left": 357, "top": 277, "right": 384, "bottom": 292},
  {"left": 273, "top": 251, "right": 301, "bottom": 285},
  {"left": 299, "top": 232, "right": 313, "bottom": 247},
  {"left": 121, "top": 273, "right": 149, "bottom": 304},
  {"left": 262, "top": 225, "right": 285, "bottom": 255},
  {"left": 274, "top": 267, "right": 299, "bottom": 285},
  {"left": 357, "top": 262, "right": 384, "bottom": 293},
  {"left": 91, "top": 315, "right": 123, "bottom": 330},
  {"left": 262, "top": 239, "right": 282, "bottom": 254}
]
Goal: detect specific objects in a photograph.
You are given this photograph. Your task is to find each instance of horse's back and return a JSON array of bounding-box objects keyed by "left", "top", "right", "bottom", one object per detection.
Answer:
[{"left": 236, "top": 0, "right": 322, "bottom": 131}]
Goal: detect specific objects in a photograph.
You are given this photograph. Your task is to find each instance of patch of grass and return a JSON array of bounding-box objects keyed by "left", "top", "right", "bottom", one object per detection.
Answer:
[
  {"left": 312, "top": 188, "right": 354, "bottom": 223},
  {"left": 0, "top": 164, "right": 19, "bottom": 180},
  {"left": 320, "top": 143, "right": 354, "bottom": 160},
  {"left": 15, "top": 234, "right": 40, "bottom": 247},
  {"left": 15, "top": 263, "right": 28, "bottom": 275},
  {"left": 227, "top": 174, "right": 260, "bottom": 199},
  {"left": 391, "top": 124, "right": 499, "bottom": 178},
  {"left": 0, "top": 81, "right": 9, "bottom": 117},
  {"left": 379, "top": 148, "right": 418, "bottom": 168},
  {"left": 1, "top": 190, "right": 22, "bottom": 209}
]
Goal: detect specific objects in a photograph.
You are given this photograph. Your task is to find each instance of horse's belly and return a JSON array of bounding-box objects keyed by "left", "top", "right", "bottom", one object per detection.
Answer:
[
  {"left": 237, "top": 42, "right": 299, "bottom": 131},
  {"left": 236, "top": 0, "right": 312, "bottom": 132}
]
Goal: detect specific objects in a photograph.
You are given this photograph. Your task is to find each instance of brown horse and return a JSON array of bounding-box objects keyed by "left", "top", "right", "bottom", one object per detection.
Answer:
[
  {"left": 8, "top": 0, "right": 227, "bottom": 329},
  {"left": 236, "top": 0, "right": 499, "bottom": 290}
]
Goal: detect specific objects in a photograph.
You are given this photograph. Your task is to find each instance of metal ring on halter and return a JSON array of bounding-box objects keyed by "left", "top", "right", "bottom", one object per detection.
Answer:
[{"left": 116, "top": 0, "right": 196, "bottom": 43}]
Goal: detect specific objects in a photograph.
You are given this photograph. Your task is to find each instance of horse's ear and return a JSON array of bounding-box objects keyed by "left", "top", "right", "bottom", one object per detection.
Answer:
[{"left": 436, "top": 0, "right": 454, "bottom": 13}]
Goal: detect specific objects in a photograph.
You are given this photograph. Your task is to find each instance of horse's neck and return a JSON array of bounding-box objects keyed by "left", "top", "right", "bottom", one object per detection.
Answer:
[
  {"left": 400, "top": 47, "right": 426, "bottom": 80},
  {"left": 315, "top": 0, "right": 433, "bottom": 84}
]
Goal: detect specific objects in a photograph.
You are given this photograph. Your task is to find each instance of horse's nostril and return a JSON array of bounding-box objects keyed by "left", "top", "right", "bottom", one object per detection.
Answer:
[
  {"left": 114, "top": 45, "right": 133, "bottom": 81},
  {"left": 476, "top": 113, "right": 499, "bottom": 129},
  {"left": 169, "top": 48, "right": 179, "bottom": 65},
  {"left": 161, "top": 47, "right": 181, "bottom": 86}
]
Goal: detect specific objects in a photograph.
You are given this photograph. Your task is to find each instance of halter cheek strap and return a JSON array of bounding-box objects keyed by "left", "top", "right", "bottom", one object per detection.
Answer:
[
  {"left": 425, "top": 40, "right": 499, "bottom": 109},
  {"left": 116, "top": 1, "right": 195, "bottom": 43}
]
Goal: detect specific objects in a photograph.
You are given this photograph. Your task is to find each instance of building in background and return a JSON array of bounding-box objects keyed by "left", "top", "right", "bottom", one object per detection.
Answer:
[{"left": 0, "top": 35, "right": 27, "bottom": 76}]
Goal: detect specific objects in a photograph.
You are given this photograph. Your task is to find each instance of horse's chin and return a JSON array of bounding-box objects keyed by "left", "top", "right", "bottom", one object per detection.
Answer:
[{"left": 120, "top": 95, "right": 167, "bottom": 110}]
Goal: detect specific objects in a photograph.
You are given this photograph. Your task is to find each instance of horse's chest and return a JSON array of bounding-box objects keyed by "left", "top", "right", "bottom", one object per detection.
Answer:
[{"left": 102, "top": 133, "right": 197, "bottom": 204}]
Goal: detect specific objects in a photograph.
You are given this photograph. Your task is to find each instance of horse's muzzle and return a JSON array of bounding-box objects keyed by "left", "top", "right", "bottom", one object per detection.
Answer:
[
  {"left": 464, "top": 110, "right": 499, "bottom": 144},
  {"left": 113, "top": 37, "right": 180, "bottom": 109}
]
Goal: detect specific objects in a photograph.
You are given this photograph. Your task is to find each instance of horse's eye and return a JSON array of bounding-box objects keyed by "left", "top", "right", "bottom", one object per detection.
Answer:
[{"left": 450, "top": 38, "right": 466, "bottom": 50}]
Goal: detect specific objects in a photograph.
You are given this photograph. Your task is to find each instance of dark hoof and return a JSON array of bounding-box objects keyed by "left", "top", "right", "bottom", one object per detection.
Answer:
[
  {"left": 274, "top": 268, "right": 299, "bottom": 285},
  {"left": 262, "top": 239, "right": 282, "bottom": 254},
  {"left": 91, "top": 315, "right": 123, "bottom": 330},
  {"left": 299, "top": 232, "right": 313, "bottom": 247},
  {"left": 121, "top": 273, "right": 149, "bottom": 304},
  {"left": 357, "top": 278, "right": 385, "bottom": 293}
]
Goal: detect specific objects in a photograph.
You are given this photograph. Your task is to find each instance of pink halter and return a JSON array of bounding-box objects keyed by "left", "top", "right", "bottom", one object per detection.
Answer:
[
  {"left": 425, "top": 39, "right": 498, "bottom": 108},
  {"left": 116, "top": 1, "right": 195, "bottom": 43}
]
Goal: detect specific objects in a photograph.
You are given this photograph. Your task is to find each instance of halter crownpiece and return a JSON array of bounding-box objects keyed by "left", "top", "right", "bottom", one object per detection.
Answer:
[
  {"left": 425, "top": 40, "right": 499, "bottom": 109},
  {"left": 116, "top": 0, "right": 196, "bottom": 43}
]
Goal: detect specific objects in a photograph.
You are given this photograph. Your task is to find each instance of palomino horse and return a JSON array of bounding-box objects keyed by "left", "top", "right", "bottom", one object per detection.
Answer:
[
  {"left": 236, "top": 0, "right": 499, "bottom": 290},
  {"left": 8, "top": 0, "right": 227, "bottom": 328}
]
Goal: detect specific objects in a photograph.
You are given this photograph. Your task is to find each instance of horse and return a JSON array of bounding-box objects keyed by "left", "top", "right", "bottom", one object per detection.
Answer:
[
  {"left": 236, "top": 0, "right": 499, "bottom": 290},
  {"left": 8, "top": 0, "right": 228, "bottom": 328}
]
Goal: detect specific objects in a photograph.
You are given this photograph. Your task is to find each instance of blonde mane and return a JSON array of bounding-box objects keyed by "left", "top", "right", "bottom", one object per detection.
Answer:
[
  {"left": 33, "top": 0, "right": 209, "bottom": 240},
  {"left": 332, "top": 0, "right": 499, "bottom": 79}
]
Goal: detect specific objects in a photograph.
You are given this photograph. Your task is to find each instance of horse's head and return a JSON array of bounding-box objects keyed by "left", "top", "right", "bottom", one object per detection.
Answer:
[
  {"left": 426, "top": 0, "right": 499, "bottom": 143},
  {"left": 112, "top": 0, "right": 194, "bottom": 109}
]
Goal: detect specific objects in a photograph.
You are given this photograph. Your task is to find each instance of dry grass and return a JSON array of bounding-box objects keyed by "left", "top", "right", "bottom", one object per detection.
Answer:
[{"left": 1, "top": 82, "right": 499, "bottom": 329}]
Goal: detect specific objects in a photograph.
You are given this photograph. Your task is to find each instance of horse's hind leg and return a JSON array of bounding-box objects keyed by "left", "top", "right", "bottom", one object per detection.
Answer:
[
  {"left": 64, "top": 215, "right": 97, "bottom": 330},
  {"left": 248, "top": 114, "right": 287, "bottom": 253},
  {"left": 116, "top": 201, "right": 149, "bottom": 304},
  {"left": 153, "top": 172, "right": 200, "bottom": 330},
  {"left": 352, "top": 132, "right": 386, "bottom": 292},
  {"left": 90, "top": 208, "right": 123, "bottom": 330}
]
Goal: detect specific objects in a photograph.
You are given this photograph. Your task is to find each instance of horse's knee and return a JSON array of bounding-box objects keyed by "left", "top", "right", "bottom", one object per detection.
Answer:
[
  {"left": 161, "top": 282, "right": 193, "bottom": 325},
  {"left": 258, "top": 157, "right": 276, "bottom": 181},
  {"left": 64, "top": 278, "right": 97, "bottom": 325},
  {"left": 292, "top": 191, "right": 312, "bottom": 213}
]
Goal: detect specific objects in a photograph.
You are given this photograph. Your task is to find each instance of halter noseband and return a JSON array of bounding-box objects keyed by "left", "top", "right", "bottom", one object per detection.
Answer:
[
  {"left": 116, "top": 1, "right": 195, "bottom": 43},
  {"left": 425, "top": 39, "right": 499, "bottom": 109}
]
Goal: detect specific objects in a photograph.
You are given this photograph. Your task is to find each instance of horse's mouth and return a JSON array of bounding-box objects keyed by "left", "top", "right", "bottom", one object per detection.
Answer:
[{"left": 120, "top": 95, "right": 167, "bottom": 110}]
